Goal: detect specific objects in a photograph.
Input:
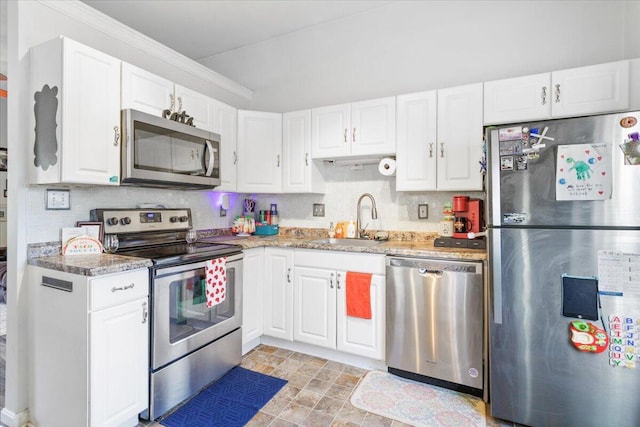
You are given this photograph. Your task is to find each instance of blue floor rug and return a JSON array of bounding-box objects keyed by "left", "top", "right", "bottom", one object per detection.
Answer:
[{"left": 161, "top": 366, "right": 287, "bottom": 427}]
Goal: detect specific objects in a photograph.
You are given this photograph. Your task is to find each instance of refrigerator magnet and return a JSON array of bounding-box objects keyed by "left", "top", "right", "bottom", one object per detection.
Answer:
[
  {"left": 500, "top": 156, "right": 514, "bottom": 171},
  {"left": 498, "top": 126, "right": 522, "bottom": 141},
  {"left": 515, "top": 156, "right": 528, "bottom": 170},
  {"left": 569, "top": 320, "right": 608, "bottom": 353}
]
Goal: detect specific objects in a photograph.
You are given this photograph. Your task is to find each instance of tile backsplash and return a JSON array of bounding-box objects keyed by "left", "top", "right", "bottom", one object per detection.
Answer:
[{"left": 25, "top": 162, "right": 483, "bottom": 244}]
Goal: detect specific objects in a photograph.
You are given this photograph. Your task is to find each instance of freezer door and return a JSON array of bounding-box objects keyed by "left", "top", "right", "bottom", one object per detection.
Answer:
[
  {"left": 489, "top": 228, "right": 640, "bottom": 427},
  {"left": 487, "top": 111, "right": 640, "bottom": 227}
]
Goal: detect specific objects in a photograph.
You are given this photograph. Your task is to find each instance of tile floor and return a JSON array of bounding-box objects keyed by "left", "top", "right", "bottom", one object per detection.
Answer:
[{"left": 233, "top": 345, "right": 511, "bottom": 427}]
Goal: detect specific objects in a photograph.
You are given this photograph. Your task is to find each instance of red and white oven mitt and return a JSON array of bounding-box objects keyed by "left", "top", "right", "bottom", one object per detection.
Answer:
[{"left": 206, "top": 257, "right": 227, "bottom": 308}]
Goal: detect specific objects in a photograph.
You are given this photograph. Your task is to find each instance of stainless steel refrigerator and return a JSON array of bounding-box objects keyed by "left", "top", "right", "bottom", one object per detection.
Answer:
[{"left": 487, "top": 111, "right": 640, "bottom": 427}]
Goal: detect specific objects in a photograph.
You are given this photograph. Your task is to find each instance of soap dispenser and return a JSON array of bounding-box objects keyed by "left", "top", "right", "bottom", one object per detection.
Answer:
[
  {"left": 328, "top": 222, "right": 336, "bottom": 243},
  {"left": 346, "top": 218, "right": 356, "bottom": 238}
]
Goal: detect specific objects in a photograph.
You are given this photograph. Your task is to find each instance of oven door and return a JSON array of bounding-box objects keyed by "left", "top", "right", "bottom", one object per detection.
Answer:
[{"left": 151, "top": 253, "right": 242, "bottom": 370}]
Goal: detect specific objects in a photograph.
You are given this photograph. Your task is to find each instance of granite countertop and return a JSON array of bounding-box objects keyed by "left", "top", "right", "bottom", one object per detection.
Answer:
[
  {"left": 29, "top": 253, "right": 153, "bottom": 276},
  {"left": 198, "top": 235, "right": 487, "bottom": 261},
  {"left": 28, "top": 228, "right": 486, "bottom": 276}
]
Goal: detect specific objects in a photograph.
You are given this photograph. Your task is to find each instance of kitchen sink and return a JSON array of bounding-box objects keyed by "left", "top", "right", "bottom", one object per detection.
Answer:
[{"left": 309, "top": 238, "right": 383, "bottom": 247}]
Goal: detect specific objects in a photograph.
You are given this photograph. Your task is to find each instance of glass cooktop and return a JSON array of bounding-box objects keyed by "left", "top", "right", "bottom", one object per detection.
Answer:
[{"left": 118, "top": 241, "right": 242, "bottom": 266}]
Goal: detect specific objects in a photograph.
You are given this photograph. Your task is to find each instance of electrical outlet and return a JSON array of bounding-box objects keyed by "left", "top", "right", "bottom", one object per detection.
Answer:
[
  {"left": 313, "top": 203, "right": 325, "bottom": 217},
  {"left": 418, "top": 204, "right": 428, "bottom": 219}
]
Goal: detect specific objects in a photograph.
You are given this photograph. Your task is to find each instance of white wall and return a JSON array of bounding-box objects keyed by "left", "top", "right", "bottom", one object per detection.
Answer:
[
  {"left": 625, "top": 0, "right": 640, "bottom": 58},
  {"left": 202, "top": 0, "right": 629, "bottom": 113}
]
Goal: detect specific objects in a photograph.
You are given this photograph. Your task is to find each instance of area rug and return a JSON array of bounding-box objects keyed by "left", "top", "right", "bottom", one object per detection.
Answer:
[
  {"left": 161, "top": 366, "right": 287, "bottom": 427},
  {"left": 351, "top": 370, "right": 488, "bottom": 427}
]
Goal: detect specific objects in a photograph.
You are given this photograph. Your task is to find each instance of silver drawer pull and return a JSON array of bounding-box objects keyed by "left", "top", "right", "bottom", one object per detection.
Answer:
[
  {"left": 142, "top": 301, "right": 148, "bottom": 324},
  {"left": 111, "top": 283, "right": 135, "bottom": 292}
]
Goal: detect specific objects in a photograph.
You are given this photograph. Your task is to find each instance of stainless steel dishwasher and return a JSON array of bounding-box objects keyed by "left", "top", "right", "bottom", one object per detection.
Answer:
[{"left": 386, "top": 256, "right": 483, "bottom": 397}]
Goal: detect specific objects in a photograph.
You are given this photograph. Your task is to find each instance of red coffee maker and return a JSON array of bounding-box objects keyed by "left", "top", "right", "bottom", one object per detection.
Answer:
[{"left": 452, "top": 195, "right": 483, "bottom": 239}]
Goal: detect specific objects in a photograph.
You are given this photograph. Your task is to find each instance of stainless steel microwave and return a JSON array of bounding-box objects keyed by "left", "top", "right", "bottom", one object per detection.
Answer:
[{"left": 121, "top": 109, "right": 221, "bottom": 189}]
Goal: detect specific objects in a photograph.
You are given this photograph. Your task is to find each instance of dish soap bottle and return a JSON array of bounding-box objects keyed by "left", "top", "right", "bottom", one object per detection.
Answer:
[
  {"left": 328, "top": 222, "right": 336, "bottom": 243},
  {"left": 346, "top": 218, "right": 356, "bottom": 238}
]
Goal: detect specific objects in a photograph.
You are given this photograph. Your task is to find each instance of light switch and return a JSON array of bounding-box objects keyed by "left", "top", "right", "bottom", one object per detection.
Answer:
[{"left": 46, "top": 189, "right": 71, "bottom": 210}]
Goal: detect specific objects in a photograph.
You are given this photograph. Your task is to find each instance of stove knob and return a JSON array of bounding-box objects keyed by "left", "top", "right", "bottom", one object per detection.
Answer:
[
  {"left": 106, "top": 217, "right": 119, "bottom": 226},
  {"left": 120, "top": 217, "right": 131, "bottom": 225},
  {"left": 179, "top": 216, "right": 189, "bottom": 223},
  {"left": 170, "top": 216, "right": 179, "bottom": 223}
]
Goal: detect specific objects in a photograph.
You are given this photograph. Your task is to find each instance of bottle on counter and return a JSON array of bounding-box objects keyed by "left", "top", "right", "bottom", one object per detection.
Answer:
[
  {"left": 328, "top": 222, "right": 336, "bottom": 243},
  {"left": 346, "top": 218, "right": 356, "bottom": 238},
  {"left": 270, "top": 203, "right": 279, "bottom": 225}
]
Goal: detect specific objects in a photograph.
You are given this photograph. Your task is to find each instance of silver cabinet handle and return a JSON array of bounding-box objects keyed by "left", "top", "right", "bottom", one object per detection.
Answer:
[
  {"left": 330, "top": 272, "right": 334, "bottom": 289},
  {"left": 344, "top": 128, "right": 348, "bottom": 143},
  {"left": 142, "top": 301, "right": 148, "bottom": 324},
  {"left": 336, "top": 273, "right": 341, "bottom": 290},
  {"left": 169, "top": 94, "right": 175, "bottom": 112},
  {"left": 429, "top": 143, "right": 433, "bottom": 158},
  {"left": 276, "top": 154, "right": 281, "bottom": 167},
  {"left": 305, "top": 152, "right": 309, "bottom": 166},
  {"left": 177, "top": 96, "right": 183, "bottom": 112},
  {"left": 112, "top": 283, "right": 135, "bottom": 292},
  {"left": 113, "top": 126, "right": 120, "bottom": 146},
  {"left": 352, "top": 128, "right": 356, "bottom": 142},
  {"left": 233, "top": 151, "right": 238, "bottom": 165},
  {"left": 287, "top": 268, "right": 291, "bottom": 283},
  {"left": 440, "top": 142, "right": 445, "bottom": 158},
  {"left": 541, "top": 86, "right": 547, "bottom": 105},
  {"left": 555, "top": 84, "right": 561, "bottom": 103}
]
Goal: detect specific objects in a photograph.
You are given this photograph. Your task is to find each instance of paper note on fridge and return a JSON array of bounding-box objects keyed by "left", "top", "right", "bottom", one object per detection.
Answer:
[
  {"left": 556, "top": 143, "right": 612, "bottom": 201},
  {"left": 598, "top": 250, "right": 640, "bottom": 297}
]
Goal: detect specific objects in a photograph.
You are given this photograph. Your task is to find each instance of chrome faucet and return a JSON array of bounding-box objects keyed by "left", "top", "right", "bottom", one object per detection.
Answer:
[{"left": 356, "top": 193, "right": 378, "bottom": 239}]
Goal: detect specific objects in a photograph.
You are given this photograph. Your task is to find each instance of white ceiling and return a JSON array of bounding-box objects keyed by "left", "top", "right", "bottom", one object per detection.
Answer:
[{"left": 81, "top": 0, "right": 390, "bottom": 61}]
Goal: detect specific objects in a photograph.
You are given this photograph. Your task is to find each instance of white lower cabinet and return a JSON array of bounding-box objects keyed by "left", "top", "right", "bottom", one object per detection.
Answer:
[
  {"left": 242, "top": 247, "right": 264, "bottom": 353},
  {"left": 29, "top": 267, "right": 149, "bottom": 427},
  {"left": 293, "top": 250, "right": 385, "bottom": 360},
  {"left": 263, "top": 248, "right": 295, "bottom": 340}
]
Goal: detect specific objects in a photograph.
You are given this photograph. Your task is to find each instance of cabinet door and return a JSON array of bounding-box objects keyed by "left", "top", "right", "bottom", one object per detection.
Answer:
[
  {"left": 311, "top": 104, "right": 351, "bottom": 159},
  {"left": 293, "top": 267, "right": 336, "bottom": 349},
  {"left": 396, "top": 91, "right": 438, "bottom": 191},
  {"left": 237, "top": 110, "right": 283, "bottom": 193},
  {"left": 263, "top": 248, "right": 294, "bottom": 341},
  {"left": 283, "top": 110, "right": 324, "bottom": 193},
  {"left": 551, "top": 60, "right": 630, "bottom": 118},
  {"left": 212, "top": 100, "right": 238, "bottom": 192},
  {"left": 61, "top": 39, "right": 121, "bottom": 185},
  {"left": 336, "top": 273, "right": 385, "bottom": 360},
  {"left": 242, "top": 248, "right": 264, "bottom": 353},
  {"left": 436, "top": 83, "right": 484, "bottom": 191},
  {"left": 350, "top": 97, "right": 396, "bottom": 156},
  {"left": 91, "top": 297, "right": 149, "bottom": 427},
  {"left": 483, "top": 73, "right": 552, "bottom": 124},
  {"left": 121, "top": 62, "right": 173, "bottom": 116},
  {"left": 175, "top": 84, "right": 215, "bottom": 132}
]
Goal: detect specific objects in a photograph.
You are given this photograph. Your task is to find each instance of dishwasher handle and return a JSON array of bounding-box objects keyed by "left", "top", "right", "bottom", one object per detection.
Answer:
[{"left": 418, "top": 268, "right": 444, "bottom": 277}]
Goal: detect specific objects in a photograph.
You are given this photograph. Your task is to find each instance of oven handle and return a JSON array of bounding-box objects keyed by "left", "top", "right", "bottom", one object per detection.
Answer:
[{"left": 154, "top": 252, "right": 243, "bottom": 278}]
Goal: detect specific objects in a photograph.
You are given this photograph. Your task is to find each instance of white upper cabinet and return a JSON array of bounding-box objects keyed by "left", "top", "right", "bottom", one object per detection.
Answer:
[
  {"left": 484, "top": 60, "right": 630, "bottom": 124},
  {"left": 551, "top": 60, "right": 629, "bottom": 118},
  {"left": 396, "top": 85, "right": 483, "bottom": 192},
  {"left": 437, "top": 83, "right": 484, "bottom": 191},
  {"left": 30, "top": 36, "right": 121, "bottom": 186},
  {"left": 311, "top": 97, "right": 396, "bottom": 159},
  {"left": 237, "top": 110, "right": 283, "bottom": 193},
  {"left": 395, "top": 90, "right": 438, "bottom": 191},
  {"left": 483, "top": 73, "right": 551, "bottom": 124},
  {"left": 282, "top": 110, "right": 325, "bottom": 193},
  {"left": 122, "top": 62, "right": 215, "bottom": 132},
  {"left": 212, "top": 100, "right": 238, "bottom": 192}
]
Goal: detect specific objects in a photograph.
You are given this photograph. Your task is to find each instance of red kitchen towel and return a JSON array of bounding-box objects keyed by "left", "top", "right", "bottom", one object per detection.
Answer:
[
  {"left": 346, "top": 271, "right": 372, "bottom": 319},
  {"left": 206, "top": 257, "right": 227, "bottom": 308}
]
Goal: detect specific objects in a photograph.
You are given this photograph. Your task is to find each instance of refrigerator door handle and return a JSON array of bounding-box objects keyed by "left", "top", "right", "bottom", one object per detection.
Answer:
[{"left": 491, "top": 229, "right": 503, "bottom": 324}]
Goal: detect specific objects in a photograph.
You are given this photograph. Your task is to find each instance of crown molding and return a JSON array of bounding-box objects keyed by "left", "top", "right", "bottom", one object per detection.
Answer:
[{"left": 39, "top": 0, "right": 254, "bottom": 100}]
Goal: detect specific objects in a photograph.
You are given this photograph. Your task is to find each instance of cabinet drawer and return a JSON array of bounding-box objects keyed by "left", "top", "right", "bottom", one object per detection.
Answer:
[{"left": 90, "top": 269, "right": 149, "bottom": 311}]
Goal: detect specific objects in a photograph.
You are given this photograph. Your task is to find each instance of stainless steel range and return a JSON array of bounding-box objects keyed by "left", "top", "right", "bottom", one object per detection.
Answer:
[{"left": 90, "top": 208, "right": 243, "bottom": 421}]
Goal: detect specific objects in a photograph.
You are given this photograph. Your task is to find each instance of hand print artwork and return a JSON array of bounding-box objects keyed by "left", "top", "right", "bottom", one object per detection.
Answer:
[{"left": 556, "top": 143, "right": 612, "bottom": 201}]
